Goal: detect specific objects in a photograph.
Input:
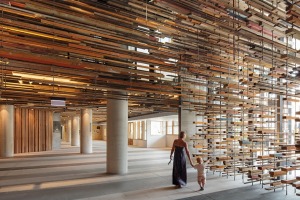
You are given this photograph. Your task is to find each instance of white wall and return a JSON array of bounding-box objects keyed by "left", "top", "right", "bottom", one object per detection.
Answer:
[
  {"left": 146, "top": 120, "right": 167, "bottom": 148},
  {"left": 99, "top": 115, "right": 178, "bottom": 148},
  {"left": 133, "top": 139, "right": 147, "bottom": 147},
  {"left": 92, "top": 125, "right": 101, "bottom": 140},
  {"left": 166, "top": 134, "right": 178, "bottom": 148},
  {"left": 98, "top": 125, "right": 107, "bottom": 141}
]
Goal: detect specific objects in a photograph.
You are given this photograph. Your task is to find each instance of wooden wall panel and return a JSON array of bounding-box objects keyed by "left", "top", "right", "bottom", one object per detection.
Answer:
[
  {"left": 14, "top": 108, "right": 53, "bottom": 153},
  {"left": 25, "top": 109, "right": 29, "bottom": 153},
  {"left": 28, "top": 109, "right": 34, "bottom": 152},
  {"left": 21, "top": 108, "right": 26, "bottom": 153},
  {"left": 14, "top": 108, "right": 21, "bottom": 153},
  {"left": 45, "top": 112, "right": 52, "bottom": 151},
  {"left": 34, "top": 109, "right": 39, "bottom": 152},
  {"left": 39, "top": 110, "right": 45, "bottom": 151},
  {"left": 49, "top": 114, "right": 53, "bottom": 150}
]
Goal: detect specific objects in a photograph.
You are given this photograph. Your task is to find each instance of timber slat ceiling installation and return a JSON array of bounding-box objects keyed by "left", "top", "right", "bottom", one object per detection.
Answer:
[
  {"left": 1, "top": 0, "right": 300, "bottom": 194},
  {"left": 0, "top": 0, "right": 297, "bottom": 112}
]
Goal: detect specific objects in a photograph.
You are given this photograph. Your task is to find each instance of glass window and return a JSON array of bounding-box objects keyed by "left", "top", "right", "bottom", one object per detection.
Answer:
[
  {"left": 161, "top": 121, "right": 166, "bottom": 135},
  {"left": 173, "top": 121, "right": 179, "bottom": 135},
  {"left": 151, "top": 121, "right": 163, "bottom": 135},
  {"left": 167, "top": 121, "right": 173, "bottom": 134},
  {"left": 128, "top": 122, "right": 133, "bottom": 139},
  {"left": 142, "top": 121, "right": 146, "bottom": 140},
  {"left": 128, "top": 120, "right": 147, "bottom": 140}
]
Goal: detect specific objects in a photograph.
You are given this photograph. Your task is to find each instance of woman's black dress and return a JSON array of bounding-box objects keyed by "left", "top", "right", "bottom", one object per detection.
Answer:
[{"left": 172, "top": 146, "right": 187, "bottom": 186}]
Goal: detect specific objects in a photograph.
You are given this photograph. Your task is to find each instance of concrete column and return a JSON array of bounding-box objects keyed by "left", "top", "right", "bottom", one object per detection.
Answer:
[
  {"left": 107, "top": 97, "right": 128, "bottom": 174},
  {"left": 71, "top": 116, "right": 80, "bottom": 146},
  {"left": 0, "top": 105, "right": 14, "bottom": 157},
  {"left": 52, "top": 112, "right": 61, "bottom": 150},
  {"left": 66, "top": 119, "right": 71, "bottom": 143},
  {"left": 179, "top": 109, "right": 197, "bottom": 153},
  {"left": 81, "top": 109, "right": 92, "bottom": 154}
]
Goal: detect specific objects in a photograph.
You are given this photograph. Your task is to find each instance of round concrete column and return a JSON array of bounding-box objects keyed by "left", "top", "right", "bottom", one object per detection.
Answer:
[
  {"left": 180, "top": 109, "right": 197, "bottom": 154},
  {"left": 0, "top": 105, "right": 14, "bottom": 157},
  {"left": 81, "top": 109, "right": 92, "bottom": 154},
  {"left": 66, "top": 119, "right": 71, "bottom": 143},
  {"left": 71, "top": 116, "right": 80, "bottom": 146},
  {"left": 107, "top": 97, "right": 128, "bottom": 174}
]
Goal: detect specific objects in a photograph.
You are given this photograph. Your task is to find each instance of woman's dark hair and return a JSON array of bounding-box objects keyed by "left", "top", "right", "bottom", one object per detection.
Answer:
[{"left": 179, "top": 131, "right": 185, "bottom": 138}]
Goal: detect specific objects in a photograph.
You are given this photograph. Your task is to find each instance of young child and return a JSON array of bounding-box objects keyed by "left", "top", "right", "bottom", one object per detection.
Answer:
[{"left": 193, "top": 157, "right": 210, "bottom": 191}]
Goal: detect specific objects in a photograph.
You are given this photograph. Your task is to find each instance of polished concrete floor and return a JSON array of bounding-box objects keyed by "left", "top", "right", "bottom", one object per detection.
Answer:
[{"left": 0, "top": 141, "right": 298, "bottom": 200}]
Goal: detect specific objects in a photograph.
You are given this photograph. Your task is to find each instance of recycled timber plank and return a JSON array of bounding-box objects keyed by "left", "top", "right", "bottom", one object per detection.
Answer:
[
  {"left": 0, "top": 1, "right": 299, "bottom": 191},
  {"left": 269, "top": 170, "right": 287, "bottom": 177},
  {"left": 281, "top": 179, "right": 298, "bottom": 184},
  {"left": 270, "top": 181, "right": 283, "bottom": 187},
  {"left": 292, "top": 182, "right": 300, "bottom": 188},
  {"left": 281, "top": 167, "right": 296, "bottom": 172}
]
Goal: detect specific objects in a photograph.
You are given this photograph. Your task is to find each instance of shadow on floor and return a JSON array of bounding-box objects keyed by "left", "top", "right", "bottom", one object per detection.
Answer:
[{"left": 179, "top": 184, "right": 299, "bottom": 200}]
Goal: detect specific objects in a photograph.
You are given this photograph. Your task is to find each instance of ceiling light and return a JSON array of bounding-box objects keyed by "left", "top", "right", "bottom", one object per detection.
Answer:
[
  {"left": 37, "top": 91, "right": 76, "bottom": 97},
  {"left": 12, "top": 72, "right": 70, "bottom": 82},
  {"left": 12, "top": 72, "right": 86, "bottom": 85}
]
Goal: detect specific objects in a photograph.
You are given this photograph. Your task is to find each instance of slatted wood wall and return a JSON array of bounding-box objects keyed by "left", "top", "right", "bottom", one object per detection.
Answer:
[{"left": 14, "top": 108, "right": 53, "bottom": 153}]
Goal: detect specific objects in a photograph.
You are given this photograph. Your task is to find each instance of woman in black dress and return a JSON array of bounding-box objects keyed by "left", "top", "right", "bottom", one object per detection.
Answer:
[{"left": 170, "top": 131, "right": 193, "bottom": 187}]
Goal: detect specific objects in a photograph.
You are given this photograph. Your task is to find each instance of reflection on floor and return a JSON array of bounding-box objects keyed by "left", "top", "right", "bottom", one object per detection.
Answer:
[{"left": 0, "top": 141, "right": 298, "bottom": 200}]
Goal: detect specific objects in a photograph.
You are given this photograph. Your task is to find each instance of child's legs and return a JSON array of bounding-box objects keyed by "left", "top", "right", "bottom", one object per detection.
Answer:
[
  {"left": 197, "top": 180, "right": 202, "bottom": 187},
  {"left": 201, "top": 177, "right": 206, "bottom": 187},
  {"left": 198, "top": 175, "right": 205, "bottom": 187}
]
